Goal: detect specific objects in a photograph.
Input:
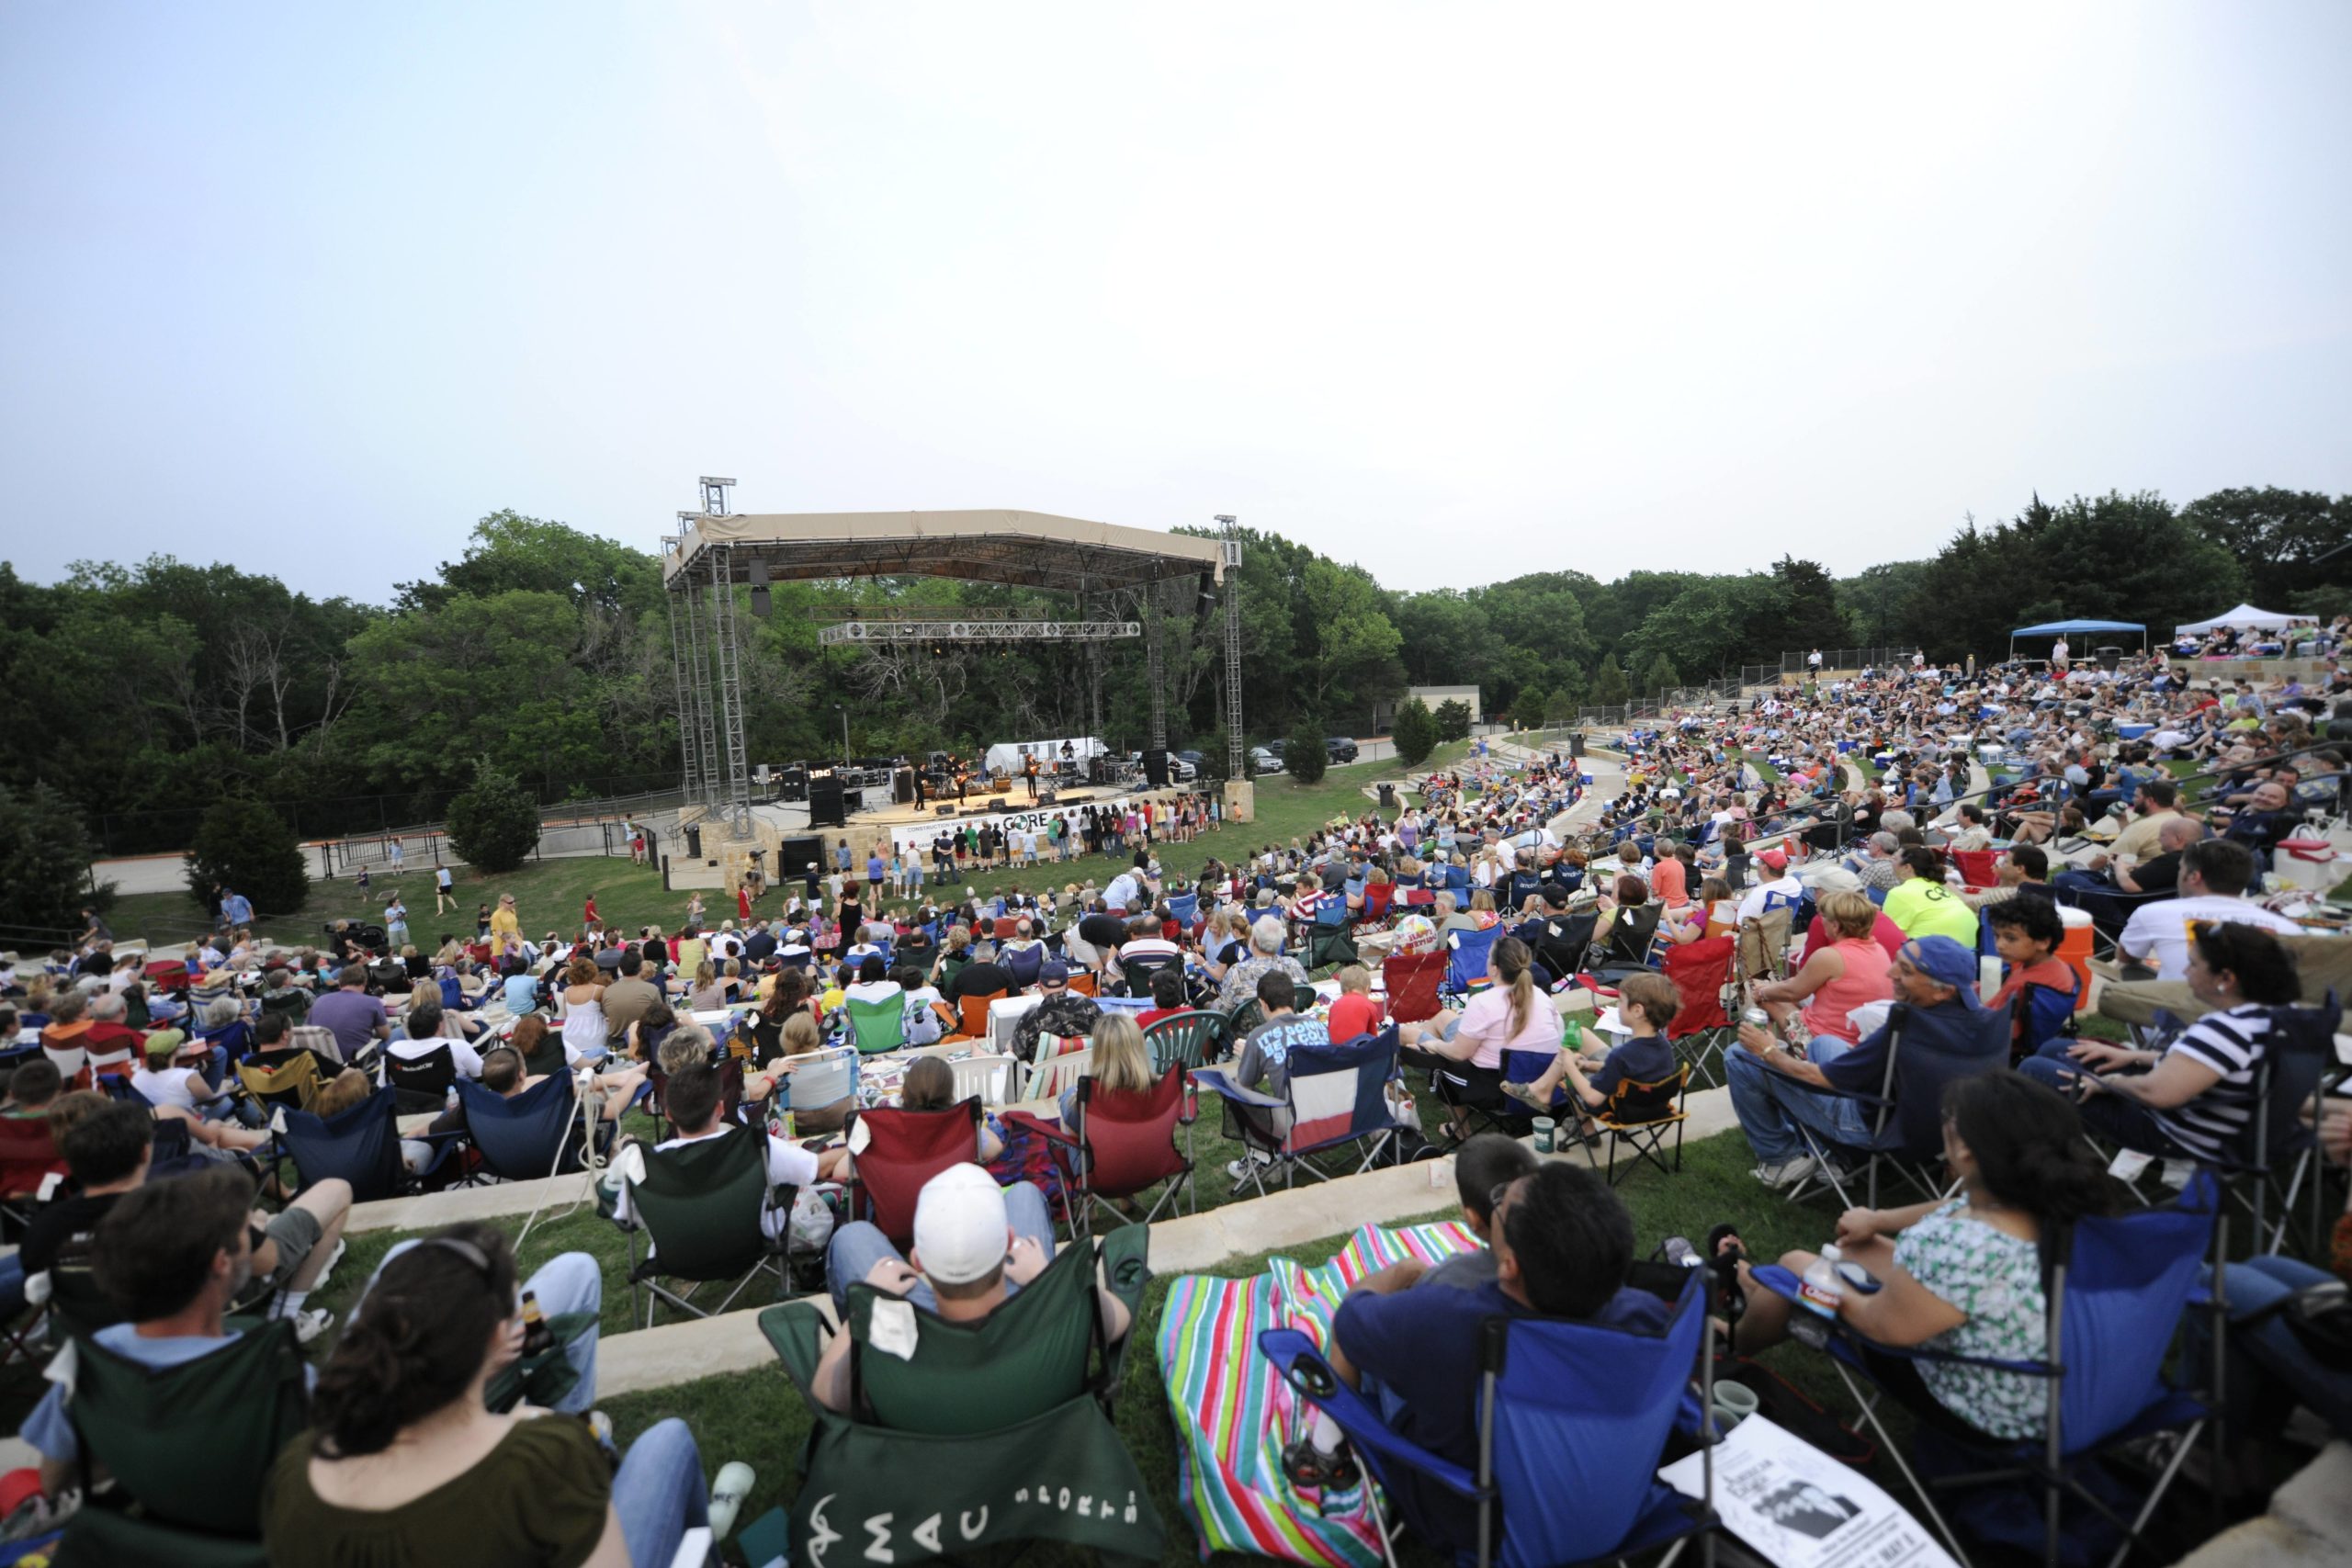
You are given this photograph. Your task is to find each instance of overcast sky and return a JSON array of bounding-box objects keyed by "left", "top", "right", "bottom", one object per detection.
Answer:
[{"left": 5, "top": 2, "right": 2348, "bottom": 603}]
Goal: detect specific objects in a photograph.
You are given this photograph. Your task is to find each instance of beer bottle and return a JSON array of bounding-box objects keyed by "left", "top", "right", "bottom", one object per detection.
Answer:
[{"left": 520, "top": 1289, "right": 554, "bottom": 1357}]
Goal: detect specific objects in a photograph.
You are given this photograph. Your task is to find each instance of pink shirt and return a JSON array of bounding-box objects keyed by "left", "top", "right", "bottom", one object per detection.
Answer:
[
  {"left": 1453, "top": 984, "right": 1561, "bottom": 1070},
  {"left": 1801, "top": 938, "right": 1894, "bottom": 1045}
]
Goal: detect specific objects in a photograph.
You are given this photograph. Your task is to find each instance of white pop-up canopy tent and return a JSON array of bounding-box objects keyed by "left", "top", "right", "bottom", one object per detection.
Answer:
[
  {"left": 2174, "top": 604, "right": 2299, "bottom": 637},
  {"left": 983, "top": 737, "right": 1105, "bottom": 776}
]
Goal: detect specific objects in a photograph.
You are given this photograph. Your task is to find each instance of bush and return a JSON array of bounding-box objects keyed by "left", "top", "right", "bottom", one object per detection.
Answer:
[
  {"left": 1431, "top": 698, "right": 1473, "bottom": 742},
  {"left": 1511, "top": 691, "right": 1547, "bottom": 732},
  {"left": 0, "top": 783, "right": 114, "bottom": 936},
  {"left": 186, "top": 796, "right": 309, "bottom": 918},
  {"left": 1285, "top": 716, "right": 1328, "bottom": 785},
  {"left": 1390, "top": 697, "right": 1439, "bottom": 769},
  {"left": 445, "top": 760, "right": 541, "bottom": 874}
]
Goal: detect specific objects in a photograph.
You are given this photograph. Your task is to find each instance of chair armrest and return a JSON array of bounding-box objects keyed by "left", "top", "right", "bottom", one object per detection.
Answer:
[
  {"left": 1257, "top": 1328, "right": 1478, "bottom": 1499},
  {"left": 1191, "top": 1068, "right": 1282, "bottom": 1110}
]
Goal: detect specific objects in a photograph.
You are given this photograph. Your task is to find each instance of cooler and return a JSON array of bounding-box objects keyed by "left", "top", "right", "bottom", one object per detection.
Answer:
[{"left": 2056, "top": 904, "right": 2096, "bottom": 1011}]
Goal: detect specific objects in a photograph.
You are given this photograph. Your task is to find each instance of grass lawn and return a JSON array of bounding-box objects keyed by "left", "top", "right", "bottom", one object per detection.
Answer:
[
  {"left": 1738, "top": 749, "right": 1782, "bottom": 784},
  {"left": 98, "top": 746, "right": 1476, "bottom": 954}
]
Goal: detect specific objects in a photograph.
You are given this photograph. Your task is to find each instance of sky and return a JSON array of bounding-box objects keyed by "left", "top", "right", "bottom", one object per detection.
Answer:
[{"left": 4, "top": 2, "right": 2349, "bottom": 603}]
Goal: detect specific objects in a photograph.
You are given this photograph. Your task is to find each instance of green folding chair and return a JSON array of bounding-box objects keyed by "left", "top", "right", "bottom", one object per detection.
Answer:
[
  {"left": 844, "top": 995, "right": 908, "bottom": 1054},
  {"left": 1306, "top": 923, "right": 1359, "bottom": 971},
  {"left": 50, "top": 1318, "right": 308, "bottom": 1567},
  {"left": 613, "top": 1124, "right": 797, "bottom": 1326},
  {"left": 760, "top": 1224, "right": 1159, "bottom": 1562},
  {"left": 1142, "top": 1009, "right": 1225, "bottom": 1073}
]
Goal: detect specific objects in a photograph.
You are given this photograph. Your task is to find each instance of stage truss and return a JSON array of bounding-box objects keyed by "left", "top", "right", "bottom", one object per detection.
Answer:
[{"left": 663, "top": 492, "right": 1242, "bottom": 838}]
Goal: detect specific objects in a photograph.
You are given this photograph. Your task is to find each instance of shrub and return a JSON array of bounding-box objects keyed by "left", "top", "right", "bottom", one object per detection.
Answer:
[
  {"left": 1285, "top": 715, "right": 1328, "bottom": 785},
  {"left": 1431, "top": 698, "right": 1473, "bottom": 742},
  {"left": 444, "top": 760, "right": 541, "bottom": 874},
  {"left": 186, "top": 796, "right": 309, "bottom": 918},
  {"left": 1390, "top": 697, "right": 1438, "bottom": 768},
  {"left": 0, "top": 784, "right": 114, "bottom": 935}
]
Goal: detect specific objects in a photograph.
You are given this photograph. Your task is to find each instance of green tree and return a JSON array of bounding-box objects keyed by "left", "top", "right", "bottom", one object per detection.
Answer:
[
  {"left": 1297, "top": 559, "right": 1404, "bottom": 716},
  {"left": 1591, "top": 655, "right": 1629, "bottom": 707},
  {"left": 444, "top": 759, "right": 542, "bottom": 874},
  {"left": 2179, "top": 487, "right": 2348, "bottom": 608},
  {"left": 1511, "top": 690, "right": 1547, "bottom": 732},
  {"left": 0, "top": 784, "right": 112, "bottom": 934},
  {"left": 1284, "top": 715, "right": 1329, "bottom": 784},
  {"left": 1639, "top": 654, "right": 1682, "bottom": 694},
  {"left": 1390, "top": 697, "right": 1438, "bottom": 768},
  {"left": 1431, "top": 698, "right": 1473, "bottom": 742},
  {"left": 186, "top": 796, "right": 309, "bottom": 917}
]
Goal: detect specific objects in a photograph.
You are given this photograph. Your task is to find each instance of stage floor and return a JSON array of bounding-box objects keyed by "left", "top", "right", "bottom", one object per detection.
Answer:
[{"left": 752, "top": 784, "right": 1182, "bottom": 838}]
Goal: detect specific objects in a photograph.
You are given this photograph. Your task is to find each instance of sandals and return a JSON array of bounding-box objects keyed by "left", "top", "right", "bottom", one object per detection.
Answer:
[
  {"left": 1280, "top": 1438, "right": 1361, "bottom": 1493},
  {"left": 1501, "top": 1079, "right": 1553, "bottom": 1112},
  {"left": 1706, "top": 1224, "right": 1747, "bottom": 1262}
]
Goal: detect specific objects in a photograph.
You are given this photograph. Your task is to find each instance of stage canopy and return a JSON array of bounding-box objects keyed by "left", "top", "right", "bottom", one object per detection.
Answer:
[
  {"left": 662, "top": 509, "right": 1227, "bottom": 592},
  {"left": 2174, "top": 603, "right": 2296, "bottom": 636}
]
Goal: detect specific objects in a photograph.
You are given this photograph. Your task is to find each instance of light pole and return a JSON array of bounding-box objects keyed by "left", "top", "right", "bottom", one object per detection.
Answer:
[{"left": 833, "top": 704, "right": 849, "bottom": 764}]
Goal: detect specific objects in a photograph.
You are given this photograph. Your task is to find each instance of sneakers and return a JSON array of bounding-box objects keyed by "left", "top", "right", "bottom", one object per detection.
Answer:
[
  {"left": 286, "top": 1307, "right": 335, "bottom": 1345},
  {"left": 707, "top": 1461, "right": 757, "bottom": 1540},
  {"left": 1752, "top": 1156, "right": 1817, "bottom": 1190},
  {"left": 1225, "top": 1153, "right": 1275, "bottom": 1182}
]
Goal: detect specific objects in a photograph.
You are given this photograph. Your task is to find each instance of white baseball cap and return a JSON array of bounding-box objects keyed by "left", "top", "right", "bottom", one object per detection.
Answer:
[{"left": 910, "top": 1164, "right": 1011, "bottom": 1285}]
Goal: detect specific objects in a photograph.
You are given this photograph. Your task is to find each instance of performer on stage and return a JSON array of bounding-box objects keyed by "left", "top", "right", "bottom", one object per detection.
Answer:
[
  {"left": 1024, "top": 756, "right": 1039, "bottom": 801},
  {"left": 913, "top": 765, "right": 926, "bottom": 807},
  {"left": 956, "top": 763, "right": 969, "bottom": 803}
]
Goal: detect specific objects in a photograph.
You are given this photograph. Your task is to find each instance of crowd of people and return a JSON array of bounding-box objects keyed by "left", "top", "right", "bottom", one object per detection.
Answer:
[{"left": 5, "top": 637, "right": 2348, "bottom": 1563}]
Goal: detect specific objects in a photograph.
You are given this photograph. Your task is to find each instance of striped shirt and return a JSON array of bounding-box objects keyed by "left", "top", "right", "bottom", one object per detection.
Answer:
[{"left": 2154, "top": 1003, "right": 2273, "bottom": 1163}]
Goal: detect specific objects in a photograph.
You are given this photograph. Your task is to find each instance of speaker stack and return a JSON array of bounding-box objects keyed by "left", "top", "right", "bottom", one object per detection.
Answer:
[
  {"left": 893, "top": 768, "right": 916, "bottom": 806},
  {"left": 808, "top": 773, "right": 846, "bottom": 829},
  {"left": 1143, "top": 748, "right": 1170, "bottom": 788}
]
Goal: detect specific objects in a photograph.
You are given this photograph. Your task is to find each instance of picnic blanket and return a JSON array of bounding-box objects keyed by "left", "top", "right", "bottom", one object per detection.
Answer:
[{"left": 1157, "top": 1220, "right": 1479, "bottom": 1565}]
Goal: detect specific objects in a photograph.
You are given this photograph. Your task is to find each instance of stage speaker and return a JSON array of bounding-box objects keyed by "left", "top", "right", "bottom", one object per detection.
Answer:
[
  {"left": 934, "top": 805, "right": 956, "bottom": 818},
  {"left": 1038, "top": 789, "right": 1057, "bottom": 807},
  {"left": 1143, "top": 748, "right": 1170, "bottom": 788},
  {"left": 842, "top": 788, "right": 864, "bottom": 815},
  {"left": 893, "top": 768, "right": 916, "bottom": 806},
  {"left": 777, "top": 835, "right": 823, "bottom": 878},
  {"left": 808, "top": 775, "right": 846, "bottom": 829}
]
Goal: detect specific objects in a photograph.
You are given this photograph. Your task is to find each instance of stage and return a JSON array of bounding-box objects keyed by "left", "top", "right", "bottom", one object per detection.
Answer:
[{"left": 753, "top": 782, "right": 1204, "bottom": 859}]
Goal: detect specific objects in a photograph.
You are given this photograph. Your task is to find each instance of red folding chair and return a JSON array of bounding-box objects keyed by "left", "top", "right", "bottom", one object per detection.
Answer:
[
  {"left": 1064, "top": 1067, "right": 1195, "bottom": 1235},
  {"left": 1949, "top": 848, "right": 2000, "bottom": 888},
  {"left": 845, "top": 1100, "right": 985, "bottom": 1248},
  {"left": 1381, "top": 950, "right": 1447, "bottom": 1026},
  {"left": 0, "top": 1118, "right": 66, "bottom": 1228},
  {"left": 1361, "top": 881, "right": 1396, "bottom": 926},
  {"left": 1659, "top": 934, "right": 1737, "bottom": 1089}
]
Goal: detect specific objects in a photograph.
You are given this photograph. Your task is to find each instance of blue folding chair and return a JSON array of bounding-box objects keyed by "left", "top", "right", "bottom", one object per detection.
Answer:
[
  {"left": 1259, "top": 1266, "right": 1717, "bottom": 1568},
  {"left": 1788, "top": 1002, "right": 2009, "bottom": 1211},
  {"left": 1000, "top": 943, "right": 1045, "bottom": 990},
  {"left": 2011, "top": 978, "right": 2079, "bottom": 1063},
  {"left": 457, "top": 1072, "right": 595, "bottom": 1181},
  {"left": 1441, "top": 925, "right": 1503, "bottom": 1006},
  {"left": 278, "top": 1084, "right": 458, "bottom": 1202},
  {"left": 1752, "top": 1174, "right": 2218, "bottom": 1568},
  {"left": 1193, "top": 1027, "right": 1404, "bottom": 1199},
  {"left": 1167, "top": 892, "right": 1199, "bottom": 931}
]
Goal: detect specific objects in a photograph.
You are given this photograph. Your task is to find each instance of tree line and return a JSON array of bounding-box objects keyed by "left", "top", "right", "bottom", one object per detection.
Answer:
[{"left": 0, "top": 484, "right": 2339, "bottom": 877}]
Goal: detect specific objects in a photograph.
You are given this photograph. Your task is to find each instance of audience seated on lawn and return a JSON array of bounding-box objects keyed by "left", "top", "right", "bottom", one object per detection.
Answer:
[
  {"left": 1752, "top": 888, "right": 1895, "bottom": 1050},
  {"left": 269, "top": 1222, "right": 738, "bottom": 1566},
  {"left": 1419, "top": 1133, "right": 1538, "bottom": 1291},
  {"left": 815, "top": 1162, "right": 1130, "bottom": 1411},
  {"left": 619, "top": 1062, "right": 846, "bottom": 1233},
  {"left": 1285, "top": 1161, "right": 1665, "bottom": 1556},
  {"left": 2022, "top": 922, "right": 2301, "bottom": 1158},
  {"left": 1727, "top": 1073, "right": 2114, "bottom": 1441},
  {"left": 1057, "top": 1012, "right": 1156, "bottom": 1126},
  {"left": 1883, "top": 847, "right": 1979, "bottom": 944},
  {"left": 1216, "top": 918, "right": 1308, "bottom": 1013},
  {"left": 1009, "top": 959, "right": 1100, "bottom": 1062},
  {"left": 1506, "top": 968, "right": 1679, "bottom": 1119},
  {"left": 1396, "top": 936, "right": 1557, "bottom": 1138}
]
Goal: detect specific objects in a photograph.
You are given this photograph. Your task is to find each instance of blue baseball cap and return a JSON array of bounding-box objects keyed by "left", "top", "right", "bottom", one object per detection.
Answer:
[{"left": 1902, "top": 935, "right": 1980, "bottom": 1001}]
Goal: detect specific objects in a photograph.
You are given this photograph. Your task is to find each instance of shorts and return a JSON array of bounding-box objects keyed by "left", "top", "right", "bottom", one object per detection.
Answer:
[{"left": 264, "top": 1205, "right": 323, "bottom": 1288}]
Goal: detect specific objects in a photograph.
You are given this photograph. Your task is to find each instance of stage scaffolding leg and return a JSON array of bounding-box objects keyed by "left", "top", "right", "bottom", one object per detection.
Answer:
[
  {"left": 1147, "top": 595, "right": 1168, "bottom": 755},
  {"left": 679, "top": 568, "right": 722, "bottom": 820},
  {"left": 709, "top": 547, "right": 754, "bottom": 839},
  {"left": 667, "top": 593, "right": 701, "bottom": 808},
  {"left": 1222, "top": 536, "right": 1245, "bottom": 779}
]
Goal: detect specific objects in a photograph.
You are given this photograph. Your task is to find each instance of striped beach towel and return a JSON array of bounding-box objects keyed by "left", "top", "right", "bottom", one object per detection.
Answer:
[{"left": 1156, "top": 1221, "right": 1480, "bottom": 1564}]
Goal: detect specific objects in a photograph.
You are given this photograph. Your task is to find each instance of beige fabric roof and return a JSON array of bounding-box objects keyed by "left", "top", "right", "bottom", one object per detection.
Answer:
[{"left": 663, "top": 509, "right": 1225, "bottom": 592}]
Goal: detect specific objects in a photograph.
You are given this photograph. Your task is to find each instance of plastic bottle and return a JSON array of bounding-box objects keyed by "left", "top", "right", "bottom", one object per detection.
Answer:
[
  {"left": 775, "top": 1069, "right": 796, "bottom": 1142},
  {"left": 520, "top": 1290, "right": 554, "bottom": 1357},
  {"left": 1561, "top": 1014, "right": 1583, "bottom": 1055},
  {"left": 1798, "top": 1245, "right": 1845, "bottom": 1317}
]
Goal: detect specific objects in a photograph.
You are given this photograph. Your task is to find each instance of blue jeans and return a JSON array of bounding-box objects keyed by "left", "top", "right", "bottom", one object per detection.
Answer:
[
  {"left": 613, "top": 1416, "right": 709, "bottom": 1567},
  {"left": 2195, "top": 1257, "right": 2352, "bottom": 1439},
  {"left": 827, "top": 1179, "right": 1055, "bottom": 1315},
  {"left": 2016, "top": 1055, "right": 2171, "bottom": 1152},
  {"left": 1725, "top": 1036, "right": 1891, "bottom": 1166},
  {"left": 366, "top": 1243, "right": 602, "bottom": 1414}
]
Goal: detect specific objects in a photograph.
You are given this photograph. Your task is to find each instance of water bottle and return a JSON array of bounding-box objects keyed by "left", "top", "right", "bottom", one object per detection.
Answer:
[
  {"left": 1660, "top": 1235, "right": 1702, "bottom": 1269},
  {"left": 1561, "top": 1014, "right": 1583, "bottom": 1054},
  {"left": 1799, "top": 1245, "right": 1845, "bottom": 1317},
  {"left": 774, "top": 1069, "right": 796, "bottom": 1142}
]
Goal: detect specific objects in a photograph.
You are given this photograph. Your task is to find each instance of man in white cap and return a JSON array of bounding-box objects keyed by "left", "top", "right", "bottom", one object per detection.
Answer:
[
  {"left": 1735, "top": 846, "right": 1805, "bottom": 922},
  {"left": 813, "top": 1165, "right": 1129, "bottom": 1411}
]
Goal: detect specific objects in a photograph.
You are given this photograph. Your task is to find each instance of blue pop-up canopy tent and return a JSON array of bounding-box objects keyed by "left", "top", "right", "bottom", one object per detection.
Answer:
[{"left": 2008, "top": 619, "right": 2146, "bottom": 661}]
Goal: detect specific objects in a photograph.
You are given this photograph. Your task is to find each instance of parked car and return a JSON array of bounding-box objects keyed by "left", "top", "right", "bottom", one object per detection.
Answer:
[
  {"left": 1248, "top": 746, "right": 1284, "bottom": 775},
  {"left": 1325, "top": 736, "right": 1360, "bottom": 763},
  {"left": 1174, "top": 749, "right": 1206, "bottom": 773}
]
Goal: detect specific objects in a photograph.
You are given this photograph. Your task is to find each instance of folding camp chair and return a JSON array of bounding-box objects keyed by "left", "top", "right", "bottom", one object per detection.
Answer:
[
  {"left": 1194, "top": 1027, "right": 1405, "bottom": 1198},
  {"left": 517, "top": 1024, "right": 568, "bottom": 1079},
  {"left": 41, "top": 1044, "right": 90, "bottom": 1091},
  {"left": 844, "top": 995, "right": 908, "bottom": 1054},
  {"left": 776, "top": 1045, "right": 856, "bottom": 1130},
  {"left": 1441, "top": 924, "right": 1502, "bottom": 1006},
  {"left": 613, "top": 1122, "right": 798, "bottom": 1325},
  {"left": 1116, "top": 951, "right": 1184, "bottom": 999},
  {"left": 51, "top": 1316, "right": 308, "bottom": 1566},
  {"left": 952, "top": 988, "right": 1006, "bottom": 1043},
  {"left": 1752, "top": 1175, "right": 2218, "bottom": 1568},
  {"left": 2010, "top": 977, "right": 2079, "bottom": 1063},
  {"left": 236, "top": 1049, "right": 327, "bottom": 1117},
  {"left": 383, "top": 1043, "right": 457, "bottom": 1115},
  {"left": 2160, "top": 990, "right": 2341, "bottom": 1256},
  {"left": 1787, "top": 1002, "right": 2009, "bottom": 1210},
  {"left": 1168, "top": 891, "right": 1200, "bottom": 931},
  {"left": 1380, "top": 950, "right": 1446, "bottom": 1027},
  {"left": 1305, "top": 923, "right": 1359, "bottom": 972},
  {"left": 1260, "top": 1264, "right": 1717, "bottom": 1568},
  {"left": 947, "top": 1053, "right": 1017, "bottom": 1106},
  {"left": 277, "top": 1083, "right": 459, "bottom": 1203},
  {"left": 1949, "top": 848, "right": 2001, "bottom": 887},
  {"left": 1059, "top": 1066, "right": 1195, "bottom": 1233},
  {"left": 844, "top": 1099, "right": 985, "bottom": 1248},
  {"left": 758, "top": 1226, "right": 1162, "bottom": 1562},
  {"left": 1589, "top": 904, "right": 1662, "bottom": 980},
  {"left": 1736, "top": 905, "right": 1793, "bottom": 984},
  {"left": 1360, "top": 881, "right": 1396, "bottom": 926},
  {"left": 456, "top": 1072, "right": 595, "bottom": 1182},
  {"left": 1143, "top": 1009, "right": 1224, "bottom": 1073},
  {"left": 1000, "top": 942, "right": 1045, "bottom": 990},
  {"left": 1659, "top": 933, "right": 1737, "bottom": 1088},
  {"left": 0, "top": 1117, "right": 65, "bottom": 1230},
  {"left": 1568, "top": 1066, "right": 1690, "bottom": 1185}
]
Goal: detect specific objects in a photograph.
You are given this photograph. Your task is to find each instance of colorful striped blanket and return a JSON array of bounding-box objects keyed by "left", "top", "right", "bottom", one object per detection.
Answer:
[{"left": 1156, "top": 1221, "right": 1481, "bottom": 1564}]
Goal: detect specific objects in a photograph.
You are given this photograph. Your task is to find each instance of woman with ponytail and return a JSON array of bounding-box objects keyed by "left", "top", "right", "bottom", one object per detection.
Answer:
[
  {"left": 1725, "top": 1072, "right": 2116, "bottom": 1441},
  {"left": 265, "top": 1224, "right": 733, "bottom": 1566},
  {"left": 1396, "top": 937, "right": 1561, "bottom": 1139}
]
